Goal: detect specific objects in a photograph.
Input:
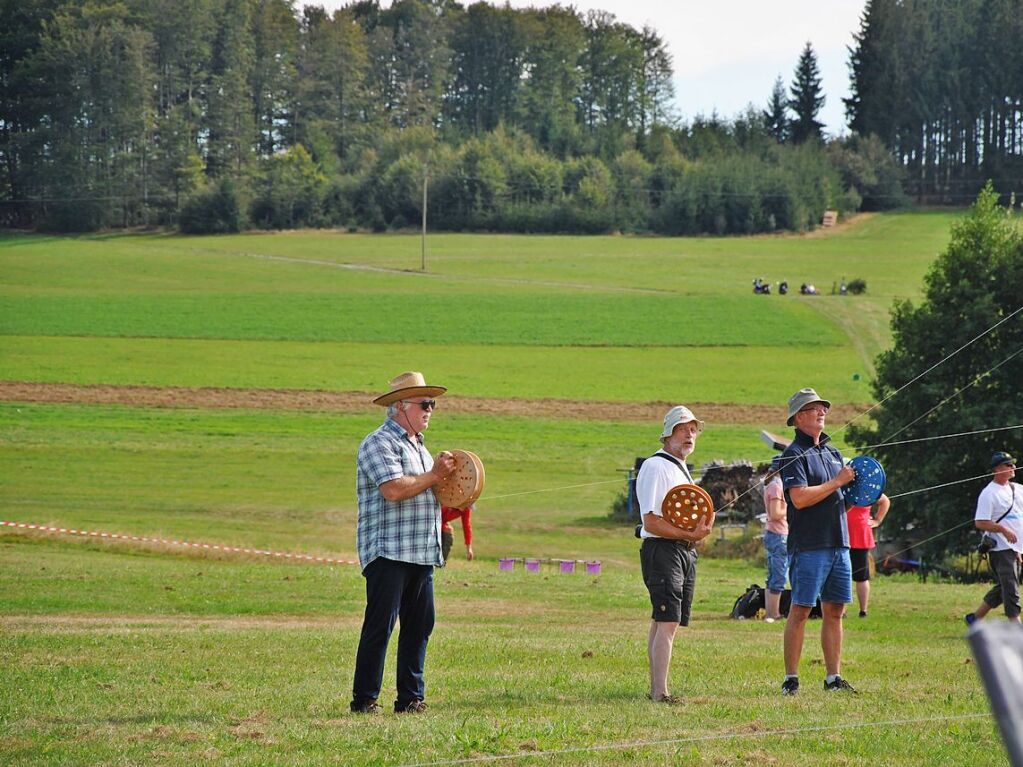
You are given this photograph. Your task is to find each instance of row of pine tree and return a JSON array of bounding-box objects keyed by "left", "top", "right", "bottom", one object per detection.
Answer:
[{"left": 0, "top": 0, "right": 1017, "bottom": 232}]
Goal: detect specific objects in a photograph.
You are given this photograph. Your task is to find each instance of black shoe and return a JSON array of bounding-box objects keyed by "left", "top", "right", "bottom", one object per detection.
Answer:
[
  {"left": 395, "top": 699, "right": 428, "bottom": 714},
  {"left": 350, "top": 699, "right": 382, "bottom": 714},
  {"left": 824, "top": 676, "right": 858, "bottom": 693},
  {"left": 859, "top": 610, "right": 867, "bottom": 618},
  {"left": 965, "top": 613, "right": 977, "bottom": 626},
  {"left": 781, "top": 678, "right": 799, "bottom": 696}
]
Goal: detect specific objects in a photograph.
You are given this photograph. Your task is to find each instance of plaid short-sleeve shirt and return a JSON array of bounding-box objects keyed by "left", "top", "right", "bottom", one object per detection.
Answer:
[{"left": 356, "top": 417, "right": 442, "bottom": 571}]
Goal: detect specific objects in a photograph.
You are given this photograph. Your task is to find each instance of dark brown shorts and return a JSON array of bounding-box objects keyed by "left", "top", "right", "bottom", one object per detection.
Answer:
[{"left": 640, "top": 537, "right": 697, "bottom": 625}]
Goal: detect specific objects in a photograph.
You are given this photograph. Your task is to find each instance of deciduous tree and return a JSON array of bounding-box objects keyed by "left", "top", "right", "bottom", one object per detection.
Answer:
[{"left": 849, "top": 185, "right": 1023, "bottom": 564}]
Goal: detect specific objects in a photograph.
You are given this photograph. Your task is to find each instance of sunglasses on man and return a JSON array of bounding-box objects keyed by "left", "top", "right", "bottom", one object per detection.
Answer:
[
  {"left": 798, "top": 404, "right": 829, "bottom": 415},
  {"left": 406, "top": 399, "right": 437, "bottom": 411}
]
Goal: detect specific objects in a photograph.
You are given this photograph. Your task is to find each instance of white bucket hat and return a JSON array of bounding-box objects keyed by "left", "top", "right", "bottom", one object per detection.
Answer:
[{"left": 661, "top": 405, "right": 704, "bottom": 441}]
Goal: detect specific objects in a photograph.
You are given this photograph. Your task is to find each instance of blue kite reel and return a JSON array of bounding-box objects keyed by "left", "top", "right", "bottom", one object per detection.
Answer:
[{"left": 844, "top": 455, "right": 886, "bottom": 506}]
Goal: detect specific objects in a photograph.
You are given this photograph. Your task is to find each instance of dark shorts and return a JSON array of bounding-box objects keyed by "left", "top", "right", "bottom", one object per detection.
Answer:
[
  {"left": 982, "top": 549, "right": 1022, "bottom": 619},
  {"left": 849, "top": 548, "right": 871, "bottom": 582},
  {"left": 641, "top": 537, "right": 697, "bottom": 625}
]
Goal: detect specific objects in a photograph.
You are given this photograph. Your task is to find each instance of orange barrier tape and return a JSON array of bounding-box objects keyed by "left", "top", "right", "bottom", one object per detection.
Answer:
[{"left": 0, "top": 520, "right": 359, "bottom": 566}]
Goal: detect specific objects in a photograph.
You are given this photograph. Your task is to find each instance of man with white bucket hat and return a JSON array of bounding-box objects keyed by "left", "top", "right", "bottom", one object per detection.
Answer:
[
  {"left": 779, "top": 387, "right": 857, "bottom": 696},
  {"left": 636, "top": 405, "right": 716, "bottom": 704},
  {"left": 350, "top": 372, "right": 456, "bottom": 715}
]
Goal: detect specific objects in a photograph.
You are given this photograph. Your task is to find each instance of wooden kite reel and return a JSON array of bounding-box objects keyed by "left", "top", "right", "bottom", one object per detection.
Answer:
[
  {"left": 661, "top": 483, "right": 715, "bottom": 531},
  {"left": 434, "top": 449, "right": 486, "bottom": 508}
]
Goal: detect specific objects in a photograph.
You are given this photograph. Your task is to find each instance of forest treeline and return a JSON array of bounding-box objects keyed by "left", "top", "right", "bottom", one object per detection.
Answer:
[
  {"left": 0, "top": 0, "right": 1016, "bottom": 234},
  {"left": 847, "top": 0, "right": 1023, "bottom": 203}
]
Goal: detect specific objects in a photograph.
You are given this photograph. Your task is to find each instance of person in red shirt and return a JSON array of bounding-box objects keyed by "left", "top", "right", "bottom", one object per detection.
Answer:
[
  {"left": 441, "top": 505, "right": 474, "bottom": 563},
  {"left": 846, "top": 493, "right": 890, "bottom": 618}
]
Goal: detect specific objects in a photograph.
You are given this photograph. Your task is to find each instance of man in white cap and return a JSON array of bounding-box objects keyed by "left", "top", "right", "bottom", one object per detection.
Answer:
[
  {"left": 636, "top": 405, "right": 715, "bottom": 703},
  {"left": 779, "top": 387, "right": 856, "bottom": 696},
  {"left": 965, "top": 451, "right": 1022, "bottom": 625},
  {"left": 350, "top": 372, "right": 456, "bottom": 714}
]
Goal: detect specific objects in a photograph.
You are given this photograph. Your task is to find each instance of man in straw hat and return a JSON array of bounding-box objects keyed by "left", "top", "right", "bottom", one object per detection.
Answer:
[
  {"left": 350, "top": 372, "right": 456, "bottom": 714},
  {"left": 965, "top": 451, "right": 1022, "bottom": 626},
  {"left": 636, "top": 405, "right": 715, "bottom": 704},
  {"left": 778, "top": 387, "right": 857, "bottom": 696}
]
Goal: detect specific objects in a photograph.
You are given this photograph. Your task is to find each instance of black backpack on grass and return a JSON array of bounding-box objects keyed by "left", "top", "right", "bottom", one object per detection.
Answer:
[
  {"left": 730, "top": 585, "right": 822, "bottom": 619},
  {"left": 730, "top": 584, "right": 765, "bottom": 618}
]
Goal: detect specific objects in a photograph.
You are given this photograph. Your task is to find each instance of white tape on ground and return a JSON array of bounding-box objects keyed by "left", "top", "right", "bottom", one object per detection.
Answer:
[{"left": 0, "top": 520, "right": 359, "bottom": 566}]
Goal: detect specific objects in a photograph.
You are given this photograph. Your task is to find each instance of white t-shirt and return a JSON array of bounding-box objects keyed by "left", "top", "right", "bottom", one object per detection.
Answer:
[
  {"left": 636, "top": 451, "right": 693, "bottom": 540},
  {"left": 975, "top": 480, "right": 1023, "bottom": 553}
]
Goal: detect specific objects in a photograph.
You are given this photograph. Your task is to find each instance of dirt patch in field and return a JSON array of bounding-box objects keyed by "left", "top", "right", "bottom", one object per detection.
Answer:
[
  {"left": 0, "top": 381, "right": 867, "bottom": 425},
  {"left": 0, "top": 613, "right": 359, "bottom": 633}
]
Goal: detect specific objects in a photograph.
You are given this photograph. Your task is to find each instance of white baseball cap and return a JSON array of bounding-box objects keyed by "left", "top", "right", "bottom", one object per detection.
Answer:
[{"left": 661, "top": 405, "right": 704, "bottom": 441}]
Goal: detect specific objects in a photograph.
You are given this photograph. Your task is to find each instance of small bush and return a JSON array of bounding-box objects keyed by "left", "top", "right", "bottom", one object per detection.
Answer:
[
  {"left": 608, "top": 489, "right": 635, "bottom": 524},
  {"left": 179, "top": 180, "right": 242, "bottom": 234},
  {"left": 847, "top": 278, "right": 867, "bottom": 294}
]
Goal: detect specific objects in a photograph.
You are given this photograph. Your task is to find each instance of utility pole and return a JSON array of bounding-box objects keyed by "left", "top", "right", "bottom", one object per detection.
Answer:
[{"left": 421, "top": 167, "right": 428, "bottom": 271}]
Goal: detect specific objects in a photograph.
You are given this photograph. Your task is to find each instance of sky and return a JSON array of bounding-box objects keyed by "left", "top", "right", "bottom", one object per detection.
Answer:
[{"left": 305, "top": 0, "right": 867, "bottom": 137}]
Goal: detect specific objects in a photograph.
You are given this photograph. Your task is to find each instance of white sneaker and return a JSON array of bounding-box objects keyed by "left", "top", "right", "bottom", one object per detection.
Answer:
[{"left": 764, "top": 617, "right": 775, "bottom": 623}]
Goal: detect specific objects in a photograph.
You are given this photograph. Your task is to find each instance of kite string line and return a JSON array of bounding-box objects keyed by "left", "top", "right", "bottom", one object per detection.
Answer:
[
  {"left": 876, "top": 343, "right": 1023, "bottom": 446},
  {"left": 476, "top": 423, "right": 1020, "bottom": 506},
  {"left": 835, "top": 302, "right": 1023, "bottom": 436},
  {"left": 877, "top": 518, "right": 977, "bottom": 564},
  {"left": 885, "top": 472, "right": 995, "bottom": 500},
  {"left": 397, "top": 711, "right": 991, "bottom": 767},
  {"left": 11, "top": 317, "right": 1020, "bottom": 562},
  {"left": 713, "top": 337, "right": 1023, "bottom": 517},
  {"left": 0, "top": 473, "right": 992, "bottom": 568},
  {"left": 482, "top": 478, "right": 622, "bottom": 501},
  {"left": 702, "top": 423, "right": 1023, "bottom": 474}
]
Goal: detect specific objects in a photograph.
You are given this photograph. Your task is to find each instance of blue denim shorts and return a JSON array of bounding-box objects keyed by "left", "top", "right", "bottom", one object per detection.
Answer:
[
  {"left": 763, "top": 531, "right": 790, "bottom": 593},
  {"left": 790, "top": 547, "right": 852, "bottom": 606}
]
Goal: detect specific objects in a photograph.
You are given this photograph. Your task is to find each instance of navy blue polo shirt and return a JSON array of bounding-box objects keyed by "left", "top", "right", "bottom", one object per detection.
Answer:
[{"left": 781, "top": 428, "right": 849, "bottom": 553}]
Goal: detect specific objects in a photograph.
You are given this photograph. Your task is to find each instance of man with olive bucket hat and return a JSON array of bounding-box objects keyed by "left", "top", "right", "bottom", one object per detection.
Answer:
[
  {"left": 351, "top": 372, "right": 456, "bottom": 714},
  {"left": 779, "top": 388, "right": 857, "bottom": 696},
  {"left": 636, "top": 405, "right": 716, "bottom": 704},
  {"left": 965, "top": 451, "right": 1022, "bottom": 626}
]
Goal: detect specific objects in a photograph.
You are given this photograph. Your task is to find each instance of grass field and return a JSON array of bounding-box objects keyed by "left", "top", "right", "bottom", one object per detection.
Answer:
[
  {"left": 0, "top": 543, "right": 1000, "bottom": 765},
  {"left": 3, "top": 210, "right": 1011, "bottom": 765}
]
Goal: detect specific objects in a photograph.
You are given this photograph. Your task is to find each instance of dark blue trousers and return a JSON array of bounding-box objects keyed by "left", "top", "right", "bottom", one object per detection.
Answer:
[{"left": 351, "top": 558, "right": 435, "bottom": 710}]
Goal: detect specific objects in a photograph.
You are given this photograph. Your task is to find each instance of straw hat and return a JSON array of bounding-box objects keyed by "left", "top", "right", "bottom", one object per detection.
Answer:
[{"left": 373, "top": 371, "right": 447, "bottom": 406}]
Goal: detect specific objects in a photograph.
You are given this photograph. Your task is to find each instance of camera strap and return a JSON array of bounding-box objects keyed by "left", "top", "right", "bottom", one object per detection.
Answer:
[{"left": 992, "top": 487, "right": 1017, "bottom": 526}]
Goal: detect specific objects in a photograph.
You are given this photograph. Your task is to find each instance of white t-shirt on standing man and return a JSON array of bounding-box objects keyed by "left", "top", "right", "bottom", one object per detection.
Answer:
[
  {"left": 636, "top": 451, "right": 693, "bottom": 540},
  {"left": 975, "top": 480, "right": 1023, "bottom": 553}
]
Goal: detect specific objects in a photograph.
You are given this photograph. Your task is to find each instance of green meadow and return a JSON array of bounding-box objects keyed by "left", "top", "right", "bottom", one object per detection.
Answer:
[{"left": 3, "top": 210, "right": 1009, "bottom": 765}]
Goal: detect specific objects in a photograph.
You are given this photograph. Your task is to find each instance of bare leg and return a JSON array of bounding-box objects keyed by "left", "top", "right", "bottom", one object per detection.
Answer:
[
  {"left": 649, "top": 620, "right": 678, "bottom": 699},
  {"left": 974, "top": 602, "right": 993, "bottom": 620},
  {"left": 856, "top": 580, "right": 870, "bottom": 613},
  {"left": 784, "top": 605, "right": 811, "bottom": 676},
  {"left": 766, "top": 590, "right": 782, "bottom": 620},
  {"left": 821, "top": 602, "right": 845, "bottom": 677}
]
